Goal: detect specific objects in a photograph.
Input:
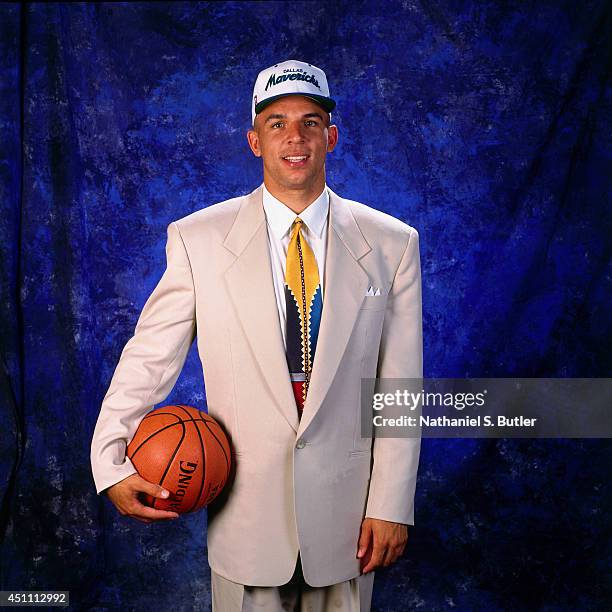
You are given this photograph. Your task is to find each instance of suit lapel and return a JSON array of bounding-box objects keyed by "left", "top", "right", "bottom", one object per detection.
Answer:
[
  {"left": 297, "top": 187, "right": 371, "bottom": 437},
  {"left": 223, "top": 184, "right": 372, "bottom": 438},
  {"left": 223, "top": 185, "right": 300, "bottom": 433}
]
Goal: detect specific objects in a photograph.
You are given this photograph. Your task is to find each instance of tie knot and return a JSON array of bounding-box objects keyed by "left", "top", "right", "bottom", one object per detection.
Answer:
[{"left": 290, "top": 217, "right": 304, "bottom": 238}]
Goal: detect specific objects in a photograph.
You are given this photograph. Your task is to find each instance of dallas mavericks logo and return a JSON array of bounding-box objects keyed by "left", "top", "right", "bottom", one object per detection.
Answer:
[{"left": 265, "top": 68, "right": 321, "bottom": 92}]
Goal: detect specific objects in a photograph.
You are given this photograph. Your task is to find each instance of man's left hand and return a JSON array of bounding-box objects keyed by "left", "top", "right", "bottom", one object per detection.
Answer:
[{"left": 357, "top": 517, "right": 408, "bottom": 574}]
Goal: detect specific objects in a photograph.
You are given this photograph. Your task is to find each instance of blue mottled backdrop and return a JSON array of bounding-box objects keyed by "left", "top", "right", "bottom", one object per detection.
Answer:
[{"left": 1, "top": 1, "right": 610, "bottom": 610}]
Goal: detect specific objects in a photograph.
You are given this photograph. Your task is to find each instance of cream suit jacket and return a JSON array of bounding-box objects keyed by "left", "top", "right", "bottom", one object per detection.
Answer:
[{"left": 90, "top": 183, "right": 422, "bottom": 588}]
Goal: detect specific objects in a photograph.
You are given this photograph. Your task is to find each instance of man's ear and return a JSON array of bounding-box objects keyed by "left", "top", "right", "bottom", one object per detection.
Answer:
[
  {"left": 326, "top": 124, "right": 339, "bottom": 153},
  {"left": 246, "top": 127, "right": 262, "bottom": 158}
]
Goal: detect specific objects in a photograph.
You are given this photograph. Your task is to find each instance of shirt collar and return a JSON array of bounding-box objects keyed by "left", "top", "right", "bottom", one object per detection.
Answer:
[{"left": 262, "top": 182, "right": 329, "bottom": 240}]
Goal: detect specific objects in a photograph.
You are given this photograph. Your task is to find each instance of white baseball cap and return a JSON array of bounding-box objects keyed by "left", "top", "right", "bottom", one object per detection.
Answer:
[{"left": 251, "top": 59, "right": 336, "bottom": 126}]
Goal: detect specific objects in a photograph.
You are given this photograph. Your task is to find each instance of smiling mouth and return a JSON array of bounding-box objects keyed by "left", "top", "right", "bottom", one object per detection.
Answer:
[{"left": 282, "top": 155, "right": 309, "bottom": 167}]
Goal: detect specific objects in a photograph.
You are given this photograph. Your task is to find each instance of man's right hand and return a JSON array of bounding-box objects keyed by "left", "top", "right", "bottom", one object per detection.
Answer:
[{"left": 104, "top": 473, "right": 179, "bottom": 523}]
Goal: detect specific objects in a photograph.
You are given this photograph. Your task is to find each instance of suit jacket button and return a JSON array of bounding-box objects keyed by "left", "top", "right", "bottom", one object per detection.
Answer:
[{"left": 296, "top": 439, "right": 306, "bottom": 449}]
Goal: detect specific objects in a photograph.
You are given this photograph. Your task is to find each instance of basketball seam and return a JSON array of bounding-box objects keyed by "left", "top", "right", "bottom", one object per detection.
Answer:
[
  {"left": 198, "top": 415, "right": 230, "bottom": 474},
  {"left": 128, "top": 414, "right": 182, "bottom": 460},
  {"left": 157, "top": 421, "right": 187, "bottom": 508},
  {"left": 175, "top": 405, "right": 207, "bottom": 513}
]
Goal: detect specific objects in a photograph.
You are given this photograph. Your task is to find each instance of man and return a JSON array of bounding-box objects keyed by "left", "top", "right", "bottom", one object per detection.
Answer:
[{"left": 91, "top": 59, "right": 422, "bottom": 611}]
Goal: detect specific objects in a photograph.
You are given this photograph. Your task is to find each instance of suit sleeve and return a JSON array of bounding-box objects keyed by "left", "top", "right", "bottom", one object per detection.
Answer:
[
  {"left": 364, "top": 226, "right": 422, "bottom": 525},
  {"left": 90, "top": 222, "right": 196, "bottom": 495}
]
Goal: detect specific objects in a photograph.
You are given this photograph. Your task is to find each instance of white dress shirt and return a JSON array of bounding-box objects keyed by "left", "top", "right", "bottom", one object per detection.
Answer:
[{"left": 261, "top": 182, "right": 329, "bottom": 349}]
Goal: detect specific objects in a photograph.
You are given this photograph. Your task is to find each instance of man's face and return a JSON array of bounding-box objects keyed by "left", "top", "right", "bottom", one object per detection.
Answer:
[{"left": 247, "top": 95, "right": 339, "bottom": 193}]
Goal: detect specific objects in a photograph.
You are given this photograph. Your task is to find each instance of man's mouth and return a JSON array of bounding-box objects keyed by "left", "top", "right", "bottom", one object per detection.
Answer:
[{"left": 282, "top": 155, "right": 309, "bottom": 167}]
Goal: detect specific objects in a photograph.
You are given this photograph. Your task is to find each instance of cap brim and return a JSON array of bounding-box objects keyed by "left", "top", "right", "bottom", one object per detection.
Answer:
[{"left": 255, "top": 93, "right": 336, "bottom": 116}]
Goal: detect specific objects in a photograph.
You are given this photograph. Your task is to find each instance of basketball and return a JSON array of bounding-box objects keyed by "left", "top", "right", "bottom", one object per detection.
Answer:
[{"left": 126, "top": 405, "right": 231, "bottom": 514}]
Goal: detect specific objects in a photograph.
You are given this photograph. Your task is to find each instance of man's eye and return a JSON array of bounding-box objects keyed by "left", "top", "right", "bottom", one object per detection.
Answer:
[
  {"left": 271, "top": 122, "right": 283, "bottom": 128},
  {"left": 305, "top": 120, "right": 317, "bottom": 126}
]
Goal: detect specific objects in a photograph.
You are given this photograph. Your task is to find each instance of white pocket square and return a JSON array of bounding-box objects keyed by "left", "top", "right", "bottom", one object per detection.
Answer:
[{"left": 365, "top": 286, "right": 381, "bottom": 296}]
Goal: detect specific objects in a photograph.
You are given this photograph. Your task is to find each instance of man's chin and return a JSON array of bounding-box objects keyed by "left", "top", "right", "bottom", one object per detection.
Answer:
[{"left": 276, "top": 173, "right": 319, "bottom": 191}]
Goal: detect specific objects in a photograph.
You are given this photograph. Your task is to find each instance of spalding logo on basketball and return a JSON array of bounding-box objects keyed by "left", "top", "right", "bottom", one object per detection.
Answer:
[{"left": 127, "top": 405, "right": 231, "bottom": 514}]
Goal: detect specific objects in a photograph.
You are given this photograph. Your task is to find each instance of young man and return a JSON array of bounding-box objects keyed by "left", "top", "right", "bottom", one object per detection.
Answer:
[{"left": 91, "top": 59, "right": 422, "bottom": 611}]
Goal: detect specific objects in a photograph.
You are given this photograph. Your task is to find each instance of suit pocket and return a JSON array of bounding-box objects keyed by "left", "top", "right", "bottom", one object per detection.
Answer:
[{"left": 359, "top": 281, "right": 391, "bottom": 311}]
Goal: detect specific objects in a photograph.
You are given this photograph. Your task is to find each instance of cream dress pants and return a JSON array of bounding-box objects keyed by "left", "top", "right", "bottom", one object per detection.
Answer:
[{"left": 211, "top": 553, "right": 375, "bottom": 612}]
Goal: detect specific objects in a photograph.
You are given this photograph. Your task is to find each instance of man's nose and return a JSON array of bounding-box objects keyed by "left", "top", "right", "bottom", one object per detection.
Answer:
[{"left": 286, "top": 122, "right": 305, "bottom": 142}]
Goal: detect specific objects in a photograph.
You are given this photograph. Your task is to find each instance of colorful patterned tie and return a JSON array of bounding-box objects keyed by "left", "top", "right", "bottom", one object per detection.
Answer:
[{"left": 284, "top": 217, "right": 323, "bottom": 418}]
